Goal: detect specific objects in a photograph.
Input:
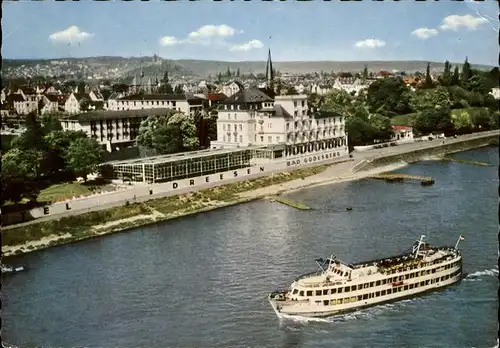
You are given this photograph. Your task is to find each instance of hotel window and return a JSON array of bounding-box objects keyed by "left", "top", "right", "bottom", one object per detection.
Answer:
[
  {"left": 375, "top": 280, "right": 381, "bottom": 286},
  {"left": 260, "top": 136, "right": 264, "bottom": 142},
  {"left": 405, "top": 274, "right": 410, "bottom": 280},
  {"left": 338, "top": 288, "right": 343, "bottom": 294},
  {"left": 316, "top": 290, "right": 322, "bottom": 296},
  {"left": 299, "top": 291, "right": 304, "bottom": 296},
  {"left": 268, "top": 136, "right": 272, "bottom": 143},
  {"left": 357, "top": 295, "right": 362, "bottom": 301},
  {"left": 223, "top": 135, "right": 226, "bottom": 142},
  {"left": 223, "top": 124, "right": 226, "bottom": 131},
  {"left": 351, "top": 285, "right": 357, "bottom": 291},
  {"left": 409, "top": 284, "right": 414, "bottom": 289},
  {"left": 234, "top": 136, "right": 237, "bottom": 143},
  {"left": 239, "top": 124, "right": 242, "bottom": 131},
  {"left": 322, "top": 289, "right": 328, "bottom": 295},
  {"left": 228, "top": 114, "right": 231, "bottom": 120},
  {"left": 338, "top": 299, "right": 343, "bottom": 304},
  {"left": 331, "top": 288, "right": 337, "bottom": 294},
  {"left": 239, "top": 136, "right": 243, "bottom": 143},
  {"left": 381, "top": 290, "right": 386, "bottom": 296},
  {"left": 306, "top": 291, "right": 313, "bottom": 297},
  {"left": 364, "top": 283, "right": 369, "bottom": 289},
  {"left": 387, "top": 289, "right": 392, "bottom": 295},
  {"left": 375, "top": 291, "right": 380, "bottom": 297},
  {"left": 323, "top": 300, "right": 329, "bottom": 306},
  {"left": 276, "top": 136, "right": 280, "bottom": 142},
  {"left": 293, "top": 289, "right": 299, "bottom": 295},
  {"left": 420, "top": 281, "right": 425, "bottom": 286},
  {"left": 294, "top": 111, "right": 298, "bottom": 117},
  {"left": 234, "top": 124, "right": 237, "bottom": 131},
  {"left": 369, "top": 282, "right": 374, "bottom": 287},
  {"left": 404, "top": 285, "right": 409, "bottom": 291},
  {"left": 362, "top": 294, "right": 368, "bottom": 300},
  {"left": 381, "top": 279, "right": 386, "bottom": 285}
]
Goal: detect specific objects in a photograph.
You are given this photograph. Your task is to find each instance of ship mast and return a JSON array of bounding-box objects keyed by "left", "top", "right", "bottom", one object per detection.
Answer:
[{"left": 412, "top": 235, "right": 426, "bottom": 258}]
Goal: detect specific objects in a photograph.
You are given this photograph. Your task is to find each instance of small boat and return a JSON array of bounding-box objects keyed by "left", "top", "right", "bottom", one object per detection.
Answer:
[
  {"left": 1, "top": 264, "right": 25, "bottom": 274},
  {"left": 269, "top": 234, "right": 464, "bottom": 318},
  {"left": 345, "top": 206, "right": 353, "bottom": 211}
]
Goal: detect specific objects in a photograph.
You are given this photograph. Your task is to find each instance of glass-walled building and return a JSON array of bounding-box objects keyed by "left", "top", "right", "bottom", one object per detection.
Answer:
[{"left": 103, "top": 145, "right": 280, "bottom": 183}]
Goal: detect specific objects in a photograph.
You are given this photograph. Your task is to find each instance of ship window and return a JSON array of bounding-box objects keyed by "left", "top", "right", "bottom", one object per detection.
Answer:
[
  {"left": 404, "top": 285, "right": 409, "bottom": 290},
  {"left": 351, "top": 285, "right": 357, "bottom": 291},
  {"left": 357, "top": 295, "right": 362, "bottom": 301},
  {"left": 316, "top": 290, "right": 322, "bottom": 296},
  {"left": 306, "top": 291, "right": 313, "bottom": 296},
  {"left": 381, "top": 290, "right": 386, "bottom": 296},
  {"left": 338, "top": 298, "right": 343, "bottom": 304},
  {"left": 369, "top": 282, "right": 374, "bottom": 287},
  {"left": 323, "top": 290, "right": 328, "bottom": 295},
  {"left": 387, "top": 289, "right": 392, "bottom": 295},
  {"left": 376, "top": 280, "right": 381, "bottom": 286},
  {"left": 323, "top": 300, "right": 329, "bottom": 306},
  {"left": 331, "top": 288, "right": 337, "bottom": 294},
  {"left": 293, "top": 289, "right": 299, "bottom": 295},
  {"left": 344, "top": 287, "right": 350, "bottom": 293},
  {"left": 375, "top": 291, "right": 380, "bottom": 297},
  {"left": 299, "top": 291, "right": 304, "bottom": 296},
  {"left": 362, "top": 294, "right": 368, "bottom": 300},
  {"left": 338, "top": 288, "right": 343, "bottom": 294}
]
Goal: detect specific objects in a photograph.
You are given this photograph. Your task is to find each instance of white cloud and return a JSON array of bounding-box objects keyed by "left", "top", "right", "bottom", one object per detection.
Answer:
[
  {"left": 439, "top": 14, "right": 488, "bottom": 31},
  {"left": 49, "top": 26, "right": 93, "bottom": 43},
  {"left": 411, "top": 27, "right": 439, "bottom": 40},
  {"left": 188, "top": 25, "right": 236, "bottom": 40},
  {"left": 230, "top": 40, "right": 264, "bottom": 52},
  {"left": 159, "top": 36, "right": 178, "bottom": 46},
  {"left": 159, "top": 24, "right": 262, "bottom": 52},
  {"left": 354, "top": 39, "right": 386, "bottom": 49}
]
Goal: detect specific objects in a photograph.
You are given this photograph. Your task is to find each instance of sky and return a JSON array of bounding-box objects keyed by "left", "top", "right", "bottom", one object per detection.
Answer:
[{"left": 2, "top": 0, "right": 498, "bottom": 66}]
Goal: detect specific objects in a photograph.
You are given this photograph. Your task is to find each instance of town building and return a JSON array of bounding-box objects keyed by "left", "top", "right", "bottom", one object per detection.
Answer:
[
  {"left": 108, "top": 93, "right": 205, "bottom": 115},
  {"left": 221, "top": 80, "right": 244, "bottom": 98},
  {"left": 391, "top": 125, "right": 414, "bottom": 143},
  {"left": 60, "top": 108, "right": 170, "bottom": 151}
]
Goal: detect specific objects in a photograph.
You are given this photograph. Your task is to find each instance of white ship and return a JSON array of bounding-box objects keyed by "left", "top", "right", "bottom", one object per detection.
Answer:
[{"left": 268, "top": 235, "right": 464, "bottom": 318}]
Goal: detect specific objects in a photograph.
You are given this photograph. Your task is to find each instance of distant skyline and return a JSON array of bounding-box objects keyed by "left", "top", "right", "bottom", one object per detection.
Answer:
[{"left": 2, "top": 1, "right": 498, "bottom": 66}]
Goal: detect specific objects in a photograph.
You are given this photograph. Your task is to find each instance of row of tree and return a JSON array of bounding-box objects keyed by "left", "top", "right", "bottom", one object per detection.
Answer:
[
  {"left": 314, "top": 59, "right": 499, "bottom": 148},
  {"left": 1, "top": 114, "right": 104, "bottom": 205}
]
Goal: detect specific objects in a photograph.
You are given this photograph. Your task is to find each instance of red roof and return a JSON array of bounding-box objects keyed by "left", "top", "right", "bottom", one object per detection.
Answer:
[
  {"left": 392, "top": 125, "right": 410, "bottom": 131},
  {"left": 207, "top": 93, "right": 227, "bottom": 101}
]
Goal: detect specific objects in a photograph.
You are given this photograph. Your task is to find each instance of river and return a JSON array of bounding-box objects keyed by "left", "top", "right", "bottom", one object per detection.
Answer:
[{"left": 2, "top": 146, "right": 498, "bottom": 348}]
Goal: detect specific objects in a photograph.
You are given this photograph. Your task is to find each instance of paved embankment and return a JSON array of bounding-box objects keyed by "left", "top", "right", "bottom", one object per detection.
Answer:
[{"left": 2, "top": 130, "right": 497, "bottom": 232}]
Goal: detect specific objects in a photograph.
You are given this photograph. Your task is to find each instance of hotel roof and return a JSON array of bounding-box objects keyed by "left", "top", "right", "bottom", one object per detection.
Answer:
[{"left": 61, "top": 108, "right": 172, "bottom": 122}]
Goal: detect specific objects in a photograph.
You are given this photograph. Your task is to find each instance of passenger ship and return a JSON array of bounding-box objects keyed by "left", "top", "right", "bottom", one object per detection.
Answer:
[{"left": 268, "top": 235, "right": 464, "bottom": 318}]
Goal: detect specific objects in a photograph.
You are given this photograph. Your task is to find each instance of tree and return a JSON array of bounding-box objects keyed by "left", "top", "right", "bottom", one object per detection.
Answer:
[
  {"left": 410, "top": 86, "right": 452, "bottom": 111},
  {"left": 412, "top": 107, "right": 454, "bottom": 135},
  {"left": 362, "top": 65, "right": 369, "bottom": 80},
  {"left": 44, "top": 130, "right": 88, "bottom": 173},
  {"left": 64, "top": 137, "right": 104, "bottom": 181},
  {"left": 451, "top": 66, "right": 460, "bottom": 86},
  {"left": 366, "top": 78, "right": 412, "bottom": 116},
  {"left": 321, "top": 89, "right": 354, "bottom": 115},
  {"left": 369, "top": 114, "right": 392, "bottom": 141},
  {"left": 451, "top": 110, "right": 473, "bottom": 135},
  {"left": 226, "top": 66, "right": 231, "bottom": 78},
  {"left": 439, "top": 61, "right": 452, "bottom": 87},
  {"left": 469, "top": 108, "right": 491, "bottom": 130},
  {"left": 159, "top": 71, "right": 174, "bottom": 94},
  {"left": 461, "top": 57, "right": 472, "bottom": 88},
  {"left": 11, "top": 112, "right": 46, "bottom": 150},
  {"left": 236, "top": 68, "right": 240, "bottom": 77},
  {"left": 136, "top": 111, "right": 199, "bottom": 154},
  {"left": 1, "top": 148, "right": 45, "bottom": 204},
  {"left": 421, "top": 62, "right": 434, "bottom": 89},
  {"left": 345, "top": 116, "right": 375, "bottom": 148}
]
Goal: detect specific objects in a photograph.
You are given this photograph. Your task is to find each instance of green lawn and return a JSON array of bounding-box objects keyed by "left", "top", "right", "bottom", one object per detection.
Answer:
[
  {"left": 391, "top": 113, "right": 416, "bottom": 126},
  {"left": 37, "top": 182, "right": 93, "bottom": 203}
]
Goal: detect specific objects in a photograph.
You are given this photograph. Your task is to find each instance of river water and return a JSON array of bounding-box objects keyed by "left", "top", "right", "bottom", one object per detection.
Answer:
[{"left": 3, "top": 147, "right": 499, "bottom": 348}]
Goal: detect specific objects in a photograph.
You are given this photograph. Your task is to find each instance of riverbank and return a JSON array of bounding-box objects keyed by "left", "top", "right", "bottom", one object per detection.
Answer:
[
  {"left": 2, "top": 159, "right": 407, "bottom": 258},
  {"left": 2, "top": 131, "right": 497, "bottom": 257}
]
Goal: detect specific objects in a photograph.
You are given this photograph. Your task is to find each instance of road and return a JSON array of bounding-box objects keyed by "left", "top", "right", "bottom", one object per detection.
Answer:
[{"left": 3, "top": 130, "right": 497, "bottom": 230}]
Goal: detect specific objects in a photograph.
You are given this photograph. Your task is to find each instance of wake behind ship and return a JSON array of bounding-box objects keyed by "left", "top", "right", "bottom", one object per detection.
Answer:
[{"left": 268, "top": 235, "right": 464, "bottom": 318}]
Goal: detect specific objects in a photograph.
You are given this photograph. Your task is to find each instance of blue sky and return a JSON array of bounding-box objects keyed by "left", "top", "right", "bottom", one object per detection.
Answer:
[{"left": 2, "top": 0, "right": 498, "bottom": 65}]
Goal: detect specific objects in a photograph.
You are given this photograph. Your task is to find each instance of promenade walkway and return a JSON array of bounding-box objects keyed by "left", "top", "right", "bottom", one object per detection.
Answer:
[{"left": 3, "top": 130, "right": 497, "bottom": 229}]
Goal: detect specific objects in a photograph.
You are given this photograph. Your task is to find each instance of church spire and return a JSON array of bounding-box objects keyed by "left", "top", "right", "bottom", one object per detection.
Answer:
[{"left": 265, "top": 48, "right": 274, "bottom": 84}]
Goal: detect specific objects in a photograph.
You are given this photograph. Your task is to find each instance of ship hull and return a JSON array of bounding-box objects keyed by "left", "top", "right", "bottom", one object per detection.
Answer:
[{"left": 269, "top": 270, "right": 463, "bottom": 318}]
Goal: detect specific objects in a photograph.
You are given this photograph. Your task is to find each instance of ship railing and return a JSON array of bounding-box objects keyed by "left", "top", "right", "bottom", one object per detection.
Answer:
[{"left": 295, "top": 270, "right": 324, "bottom": 281}]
